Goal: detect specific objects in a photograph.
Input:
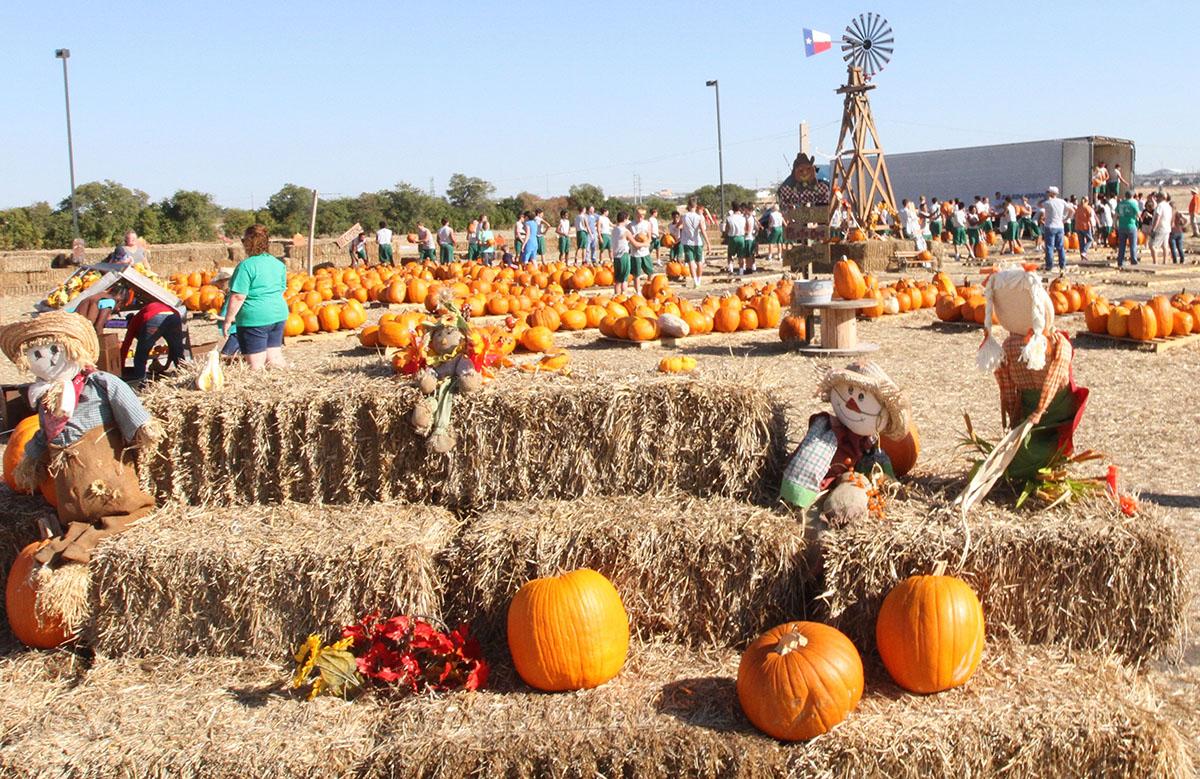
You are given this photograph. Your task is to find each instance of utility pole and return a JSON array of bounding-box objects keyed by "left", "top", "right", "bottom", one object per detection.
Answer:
[
  {"left": 55, "top": 48, "right": 79, "bottom": 239},
  {"left": 705, "top": 79, "right": 726, "bottom": 219},
  {"left": 429, "top": 177, "right": 435, "bottom": 196},
  {"left": 634, "top": 174, "right": 641, "bottom": 205},
  {"left": 306, "top": 189, "right": 318, "bottom": 275}
]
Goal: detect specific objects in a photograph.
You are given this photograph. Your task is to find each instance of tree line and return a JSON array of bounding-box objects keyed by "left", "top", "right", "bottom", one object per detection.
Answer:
[{"left": 0, "top": 176, "right": 760, "bottom": 251}]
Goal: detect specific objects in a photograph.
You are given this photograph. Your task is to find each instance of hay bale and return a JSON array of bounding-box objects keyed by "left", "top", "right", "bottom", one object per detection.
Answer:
[
  {"left": 140, "top": 368, "right": 787, "bottom": 510},
  {"left": 446, "top": 494, "right": 813, "bottom": 648},
  {"left": 819, "top": 494, "right": 1190, "bottom": 664},
  {"left": 0, "top": 654, "right": 387, "bottom": 778},
  {"left": 2, "top": 640, "right": 1185, "bottom": 777},
  {"left": 87, "top": 501, "right": 456, "bottom": 659}
]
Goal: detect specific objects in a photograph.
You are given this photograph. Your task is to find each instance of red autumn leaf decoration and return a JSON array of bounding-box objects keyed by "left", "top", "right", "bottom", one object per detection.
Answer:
[{"left": 341, "top": 611, "right": 488, "bottom": 694}]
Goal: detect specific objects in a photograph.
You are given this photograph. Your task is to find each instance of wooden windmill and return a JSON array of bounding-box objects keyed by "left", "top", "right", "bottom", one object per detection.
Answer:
[{"left": 829, "top": 12, "right": 897, "bottom": 232}]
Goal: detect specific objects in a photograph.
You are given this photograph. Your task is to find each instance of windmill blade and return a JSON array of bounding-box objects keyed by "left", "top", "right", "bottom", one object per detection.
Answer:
[
  {"left": 868, "top": 49, "right": 885, "bottom": 75},
  {"left": 849, "top": 14, "right": 869, "bottom": 43},
  {"left": 865, "top": 12, "right": 882, "bottom": 40},
  {"left": 873, "top": 35, "right": 895, "bottom": 47}
]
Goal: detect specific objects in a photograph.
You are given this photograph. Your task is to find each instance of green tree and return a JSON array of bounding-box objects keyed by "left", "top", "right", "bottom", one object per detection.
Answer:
[
  {"left": 61, "top": 180, "right": 150, "bottom": 247},
  {"left": 135, "top": 205, "right": 172, "bottom": 244},
  {"left": 445, "top": 174, "right": 495, "bottom": 212},
  {"left": 220, "top": 208, "right": 257, "bottom": 239},
  {"left": 266, "top": 183, "right": 315, "bottom": 236},
  {"left": 314, "top": 197, "right": 355, "bottom": 236},
  {"left": 687, "top": 183, "right": 757, "bottom": 215},
  {"left": 0, "top": 208, "right": 42, "bottom": 250},
  {"left": 568, "top": 183, "right": 605, "bottom": 209},
  {"left": 159, "top": 190, "right": 220, "bottom": 242}
]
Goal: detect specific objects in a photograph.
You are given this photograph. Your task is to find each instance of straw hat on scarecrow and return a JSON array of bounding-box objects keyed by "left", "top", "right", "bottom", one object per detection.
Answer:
[
  {"left": 1, "top": 310, "right": 99, "bottom": 372},
  {"left": 976, "top": 265, "right": 1055, "bottom": 374}
]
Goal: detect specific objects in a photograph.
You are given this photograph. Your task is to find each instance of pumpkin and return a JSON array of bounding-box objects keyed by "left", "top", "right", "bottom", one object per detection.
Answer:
[
  {"left": 875, "top": 562, "right": 985, "bottom": 694},
  {"left": 847, "top": 227, "right": 867, "bottom": 242},
  {"left": 520, "top": 325, "right": 555, "bottom": 352},
  {"left": 881, "top": 295, "right": 900, "bottom": 316},
  {"left": 1127, "top": 303, "right": 1158, "bottom": 341},
  {"left": 559, "top": 309, "right": 587, "bottom": 331},
  {"left": 6, "top": 541, "right": 71, "bottom": 649},
  {"left": 860, "top": 289, "right": 884, "bottom": 318},
  {"left": 530, "top": 307, "right": 562, "bottom": 333},
  {"left": 358, "top": 325, "right": 381, "bottom": 348},
  {"left": 833, "top": 259, "right": 867, "bottom": 300},
  {"left": 658, "top": 356, "right": 697, "bottom": 374},
  {"left": 507, "top": 568, "right": 629, "bottom": 691},
  {"left": 880, "top": 419, "right": 920, "bottom": 477},
  {"left": 1149, "top": 295, "right": 1174, "bottom": 338},
  {"left": 754, "top": 294, "right": 782, "bottom": 328},
  {"left": 1106, "top": 306, "right": 1130, "bottom": 338},
  {"left": 318, "top": 305, "right": 342, "bottom": 332},
  {"left": 973, "top": 241, "right": 988, "bottom": 260},
  {"left": 1083, "top": 300, "right": 1110, "bottom": 334},
  {"left": 627, "top": 316, "right": 658, "bottom": 342},
  {"left": 1050, "top": 291, "right": 1069, "bottom": 316},
  {"left": 737, "top": 621, "right": 864, "bottom": 741},
  {"left": 713, "top": 306, "right": 740, "bottom": 333},
  {"left": 935, "top": 294, "right": 963, "bottom": 322},
  {"left": 738, "top": 307, "right": 759, "bottom": 331},
  {"left": 656, "top": 313, "right": 689, "bottom": 339},
  {"left": 339, "top": 304, "right": 366, "bottom": 330},
  {"left": 1173, "top": 310, "right": 1194, "bottom": 336},
  {"left": 1189, "top": 303, "right": 1200, "bottom": 333},
  {"left": 3, "top": 415, "right": 41, "bottom": 493},
  {"left": 594, "top": 267, "right": 615, "bottom": 286},
  {"left": 779, "top": 315, "right": 806, "bottom": 344},
  {"left": 195, "top": 349, "right": 225, "bottom": 392}
]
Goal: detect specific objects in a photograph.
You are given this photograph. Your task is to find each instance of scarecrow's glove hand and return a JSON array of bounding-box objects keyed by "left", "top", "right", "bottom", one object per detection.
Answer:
[
  {"left": 133, "top": 418, "right": 164, "bottom": 448},
  {"left": 821, "top": 474, "right": 870, "bottom": 528},
  {"left": 13, "top": 453, "right": 48, "bottom": 492}
]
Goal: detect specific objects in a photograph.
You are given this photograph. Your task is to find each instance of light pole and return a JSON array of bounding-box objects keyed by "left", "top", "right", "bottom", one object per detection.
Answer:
[
  {"left": 705, "top": 79, "right": 725, "bottom": 220},
  {"left": 55, "top": 48, "right": 80, "bottom": 239}
]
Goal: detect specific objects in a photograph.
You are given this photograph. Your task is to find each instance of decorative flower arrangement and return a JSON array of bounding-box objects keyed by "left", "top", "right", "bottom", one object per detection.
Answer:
[{"left": 292, "top": 612, "right": 488, "bottom": 700}]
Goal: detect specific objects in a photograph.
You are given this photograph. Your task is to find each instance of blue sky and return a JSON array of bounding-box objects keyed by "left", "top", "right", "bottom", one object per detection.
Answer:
[{"left": 4, "top": 0, "right": 1197, "bottom": 209}]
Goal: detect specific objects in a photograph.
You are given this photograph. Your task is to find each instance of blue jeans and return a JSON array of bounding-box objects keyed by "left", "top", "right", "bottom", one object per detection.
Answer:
[
  {"left": 1077, "top": 229, "right": 1092, "bottom": 258},
  {"left": 132, "top": 312, "right": 184, "bottom": 381},
  {"left": 1116, "top": 228, "right": 1138, "bottom": 267},
  {"left": 1169, "top": 233, "right": 1184, "bottom": 263},
  {"left": 1043, "top": 227, "right": 1065, "bottom": 271}
]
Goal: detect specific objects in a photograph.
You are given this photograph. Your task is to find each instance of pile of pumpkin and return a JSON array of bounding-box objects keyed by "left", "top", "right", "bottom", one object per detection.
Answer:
[
  {"left": 1083, "top": 291, "right": 1200, "bottom": 341},
  {"left": 600, "top": 277, "right": 797, "bottom": 343},
  {"left": 508, "top": 562, "right": 983, "bottom": 742},
  {"left": 935, "top": 276, "right": 1098, "bottom": 325},
  {"left": 828, "top": 258, "right": 945, "bottom": 318}
]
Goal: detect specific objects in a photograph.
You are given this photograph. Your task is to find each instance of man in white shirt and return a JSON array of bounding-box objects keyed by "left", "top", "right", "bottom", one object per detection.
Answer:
[
  {"left": 610, "top": 210, "right": 637, "bottom": 295},
  {"left": 556, "top": 209, "right": 571, "bottom": 263},
  {"left": 766, "top": 205, "right": 785, "bottom": 262},
  {"left": 723, "top": 202, "right": 747, "bottom": 275},
  {"left": 416, "top": 221, "right": 436, "bottom": 262},
  {"left": 951, "top": 200, "right": 970, "bottom": 261},
  {"left": 647, "top": 208, "right": 662, "bottom": 260},
  {"left": 376, "top": 221, "right": 394, "bottom": 265},
  {"left": 629, "top": 207, "right": 653, "bottom": 288},
  {"left": 436, "top": 218, "right": 455, "bottom": 265},
  {"left": 1000, "top": 197, "right": 1019, "bottom": 254},
  {"left": 573, "top": 207, "right": 589, "bottom": 264},
  {"left": 1040, "top": 186, "right": 1075, "bottom": 272},
  {"left": 680, "top": 197, "right": 708, "bottom": 288},
  {"left": 596, "top": 207, "right": 613, "bottom": 263},
  {"left": 1149, "top": 193, "right": 1173, "bottom": 264}
]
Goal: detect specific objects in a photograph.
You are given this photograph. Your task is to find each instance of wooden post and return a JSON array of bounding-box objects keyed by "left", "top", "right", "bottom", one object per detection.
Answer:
[
  {"left": 803, "top": 262, "right": 815, "bottom": 346},
  {"left": 306, "top": 189, "right": 319, "bottom": 275}
]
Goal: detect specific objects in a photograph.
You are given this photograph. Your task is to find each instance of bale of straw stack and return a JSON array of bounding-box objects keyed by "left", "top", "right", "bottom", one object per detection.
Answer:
[
  {"left": 140, "top": 369, "right": 787, "bottom": 510},
  {"left": 0, "top": 640, "right": 1187, "bottom": 777},
  {"left": 86, "top": 501, "right": 456, "bottom": 659},
  {"left": 445, "top": 494, "right": 814, "bottom": 649},
  {"left": 819, "top": 494, "right": 1190, "bottom": 664}
]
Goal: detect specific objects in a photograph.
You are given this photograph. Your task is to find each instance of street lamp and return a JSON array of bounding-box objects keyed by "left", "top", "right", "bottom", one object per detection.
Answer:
[
  {"left": 705, "top": 79, "right": 726, "bottom": 220},
  {"left": 55, "top": 48, "right": 80, "bottom": 239}
]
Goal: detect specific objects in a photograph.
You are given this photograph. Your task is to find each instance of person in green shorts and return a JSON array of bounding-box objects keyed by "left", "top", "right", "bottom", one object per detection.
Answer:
[
  {"left": 951, "top": 200, "right": 970, "bottom": 261},
  {"left": 629, "top": 206, "right": 654, "bottom": 287},
  {"left": 681, "top": 197, "right": 708, "bottom": 287},
  {"left": 928, "top": 198, "right": 943, "bottom": 241},
  {"left": 534, "top": 208, "right": 547, "bottom": 261},
  {"left": 573, "top": 207, "right": 589, "bottom": 263},
  {"left": 668, "top": 211, "right": 683, "bottom": 262},
  {"left": 376, "top": 221, "right": 394, "bottom": 265},
  {"left": 648, "top": 208, "right": 661, "bottom": 259},
  {"left": 416, "top": 221, "right": 436, "bottom": 262},
  {"left": 596, "top": 207, "right": 613, "bottom": 263},
  {"left": 723, "top": 201, "right": 746, "bottom": 275},
  {"left": 466, "top": 217, "right": 480, "bottom": 262},
  {"left": 513, "top": 217, "right": 525, "bottom": 260},
  {"left": 436, "top": 218, "right": 455, "bottom": 264},
  {"left": 556, "top": 209, "right": 570, "bottom": 262},
  {"left": 766, "top": 204, "right": 785, "bottom": 262},
  {"left": 610, "top": 210, "right": 635, "bottom": 295}
]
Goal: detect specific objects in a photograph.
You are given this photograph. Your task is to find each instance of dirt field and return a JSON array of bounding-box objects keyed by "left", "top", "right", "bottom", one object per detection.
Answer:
[{"left": 1, "top": 242, "right": 1197, "bottom": 763}]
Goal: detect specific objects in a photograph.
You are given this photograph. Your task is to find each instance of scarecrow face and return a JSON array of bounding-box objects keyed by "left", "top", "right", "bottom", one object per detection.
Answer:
[
  {"left": 26, "top": 341, "right": 80, "bottom": 383},
  {"left": 829, "top": 381, "right": 887, "bottom": 438}
]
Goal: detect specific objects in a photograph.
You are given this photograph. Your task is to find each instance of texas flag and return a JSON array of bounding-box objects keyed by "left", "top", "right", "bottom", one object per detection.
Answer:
[{"left": 804, "top": 28, "right": 832, "bottom": 57}]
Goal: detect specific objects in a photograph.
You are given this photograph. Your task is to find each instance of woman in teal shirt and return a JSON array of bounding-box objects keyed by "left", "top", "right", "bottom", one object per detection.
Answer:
[{"left": 221, "top": 224, "right": 288, "bottom": 369}]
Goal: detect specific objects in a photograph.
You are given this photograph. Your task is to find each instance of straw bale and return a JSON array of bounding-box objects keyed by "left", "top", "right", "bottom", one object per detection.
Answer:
[
  {"left": 820, "top": 491, "right": 1190, "bottom": 664},
  {"left": 140, "top": 367, "right": 787, "bottom": 510},
  {"left": 0, "top": 640, "right": 1186, "bottom": 778},
  {"left": 446, "top": 494, "right": 814, "bottom": 649},
  {"left": 0, "top": 653, "right": 387, "bottom": 778},
  {"left": 87, "top": 501, "right": 456, "bottom": 659}
]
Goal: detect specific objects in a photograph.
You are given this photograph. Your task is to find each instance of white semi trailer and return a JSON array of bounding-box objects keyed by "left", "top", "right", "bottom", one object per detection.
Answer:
[{"left": 885, "top": 136, "right": 1135, "bottom": 204}]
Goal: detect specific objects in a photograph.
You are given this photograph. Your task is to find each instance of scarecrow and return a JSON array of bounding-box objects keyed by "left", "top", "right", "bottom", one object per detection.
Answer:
[
  {"left": 781, "top": 361, "right": 910, "bottom": 524},
  {"left": 399, "top": 295, "right": 495, "bottom": 453},
  {"left": 958, "top": 264, "right": 1088, "bottom": 511},
  {"left": 1, "top": 311, "right": 160, "bottom": 567}
]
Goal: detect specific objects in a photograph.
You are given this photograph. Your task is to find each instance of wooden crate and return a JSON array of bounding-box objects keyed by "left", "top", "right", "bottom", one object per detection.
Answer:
[{"left": 1075, "top": 330, "right": 1200, "bottom": 353}]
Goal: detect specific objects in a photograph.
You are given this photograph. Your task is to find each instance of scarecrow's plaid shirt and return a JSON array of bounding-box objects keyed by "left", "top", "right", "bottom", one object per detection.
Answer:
[{"left": 995, "top": 331, "right": 1073, "bottom": 428}]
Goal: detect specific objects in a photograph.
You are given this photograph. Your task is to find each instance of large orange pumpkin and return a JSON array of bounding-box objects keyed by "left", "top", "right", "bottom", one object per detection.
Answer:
[
  {"left": 833, "top": 259, "right": 867, "bottom": 300},
  {"left": 507, "top": 568, "right": 629, "bottom": 691},
  {"left": 529, "top": 307, "right": 561, "bottom": 333},
  {"left": 6, "top": 541, "right": 71, "bottom": 649},
  {"left": 1083, "top": 300, "right": 1110, "bottom": 334},
  {"left": 1106, "top": 306, "right": 1130, "bottom": 338},
  {"left": 778, "top": 315, "right": 806, "bottom": 344},
  {"left": 520, "top": 325, "right": 555, "bottom": 352},
  {"left": 3, "top": 415, "right": 40, "bottom": 493},
  {"left": 934, "top": 294, "right": 963, "bottom": 322},
  {"left": 880, "top": 419, "right": 920, "bottom": 477},
  {"left": 875, "top": 563, "right": 985, "bottom": 694},
  {"left": 357, "top": 325, "right": 381, "bottom": 348},
  {"left": 1173, "top": 310, "right": 1194, "bottom": 336},
  {"left": 713, "top": 306, "right": 740, "bottom": 333},
  {"left": 627, "top": 317, "right": 658, "bottom": 341},
  {"left": 1127, "top": 303, "right": 1158, "bottom": 341},
  {"left": 1149, "top": 295, "right": 1174, "bottom": 338},
  {"left": 738, "top": 307, "right": 759, "bottom": 331},
  {"left": 559, "top": 309, "right": 587, "bottom": 331},
  {"left": 737, "top": 621, "right": 863, "bottom": 741},
  {"left": 754, "top": 294, "right": 782, "bottom": 329}
]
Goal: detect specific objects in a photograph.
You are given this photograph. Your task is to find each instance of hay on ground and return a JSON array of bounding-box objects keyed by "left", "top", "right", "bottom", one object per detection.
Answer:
[
  {"left": 87, "top": 502, "right": 456, "bottom": 659},
  {"left": 445, "top": 494, "right": 814, "bottom": 649},
  {"left": 820, "top": 490, "right": 1190, "bottom": 665},
  {"left": 139, "top": 367, "right": 787, "bottom": 510},
  {"left": 0, "top": 640, "right": 1188, "bottom": 778}
]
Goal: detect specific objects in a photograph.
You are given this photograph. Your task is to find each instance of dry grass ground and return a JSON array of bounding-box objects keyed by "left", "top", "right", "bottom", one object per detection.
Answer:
[{"left": 1, "top": 249, "right": 1198, "bottom": 765}]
